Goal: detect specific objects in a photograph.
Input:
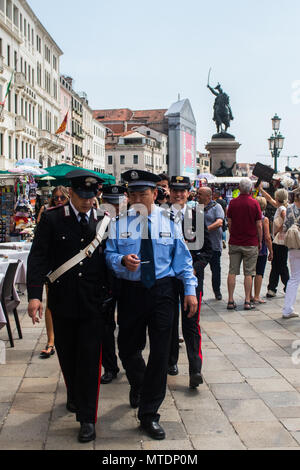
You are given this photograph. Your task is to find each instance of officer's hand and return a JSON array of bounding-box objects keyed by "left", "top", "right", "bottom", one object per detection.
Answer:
[
  {"left": 123, "top": 254, "right": 141, "bottom": 272},
  {"left": 28, "top": 299, "right": 43, "bottom": 325},
  {"left": 184, "top": 296, "right": 198, "bottom": 318}
]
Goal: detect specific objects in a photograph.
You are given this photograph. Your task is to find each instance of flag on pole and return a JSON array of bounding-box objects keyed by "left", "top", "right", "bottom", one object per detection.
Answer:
[
  {"left": 55, "top": 111, "right": 68, "bottom": 135},
  {"left": 0, "top": 71, "right": 14, "bottom": 107}
]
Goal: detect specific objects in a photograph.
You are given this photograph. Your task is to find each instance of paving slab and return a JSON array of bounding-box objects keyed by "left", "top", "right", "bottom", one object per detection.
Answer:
[
  {"left": 218, "top": 399, "right": 277, "bottom": 422},
  {"left": 210, "top": 383, "right": 258, "bottom": 400},
  {"left": 191, "top": 434, "right": 246, "bottom": 450},
  {"left": 232, "top": 421, "right": 297, "bottom": 448}
]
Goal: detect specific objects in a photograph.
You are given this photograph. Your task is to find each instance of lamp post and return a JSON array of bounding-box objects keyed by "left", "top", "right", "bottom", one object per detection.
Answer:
[{"left": 268, "top": 114, "right": 285, "bottom": 174}]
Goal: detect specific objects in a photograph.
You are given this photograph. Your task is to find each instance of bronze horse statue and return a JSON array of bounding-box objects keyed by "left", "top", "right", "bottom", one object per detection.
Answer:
[{"left": 207, "top": 83, "right": 234, "bottom": 134}]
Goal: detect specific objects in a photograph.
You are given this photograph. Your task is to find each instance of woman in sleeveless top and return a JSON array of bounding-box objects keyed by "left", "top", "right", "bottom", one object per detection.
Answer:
[
  {"left": 260, "top": 186, "right": 289, "bottom": 298},
  {"left": 282, "top": 187, "right": 300, "bottom": 319},
  {"left": 252, "top": 197, "right": 273, "bottom": 304}
]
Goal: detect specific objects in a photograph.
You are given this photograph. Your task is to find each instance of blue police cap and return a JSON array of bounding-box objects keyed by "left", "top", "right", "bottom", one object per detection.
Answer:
[
  {"left": 170, "top": 176, "right": 191, "bottom": 190},
  {"left": 122, "top": 170, "right": 160, "bottom": 192},
  {"left": 102, "top": 185, "right": 127, "bottom": 203}
]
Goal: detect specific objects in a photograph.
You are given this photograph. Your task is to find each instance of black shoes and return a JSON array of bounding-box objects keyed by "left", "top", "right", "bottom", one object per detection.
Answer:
[
  {"left": 140, "top": 420, "right": 166, "bottom": 440},
  {"left": 129, "top": 388, "right": 141, "bottom": 409},
  {"left": 168, "top": 364, "right": 179, "bottom": 376},
  {"left": 78, "top": 423, "right": 96, "bottom": 443},
  {"left": 215, "top": 293, "right": 222, "bottom": 301},
  {"left": 66, "top": 401, "right": 77, "bottom": 413},
  {"left": 101, "top": 371, "right": 118, "bottom": 384},
  {"left": 189, "top": 373, "right": 203, "bottom": 389}
]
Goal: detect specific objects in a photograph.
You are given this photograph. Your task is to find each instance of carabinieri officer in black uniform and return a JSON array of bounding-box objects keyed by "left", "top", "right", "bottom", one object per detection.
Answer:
[
  {"left": 105, "top": 170, "right": 198, "bottom": 441},
  {"left": 168, "top": 176, "right": 212, "bottom": 388},
  {"left": 27, "top": 170, "right": 108, "bottom": 444}
]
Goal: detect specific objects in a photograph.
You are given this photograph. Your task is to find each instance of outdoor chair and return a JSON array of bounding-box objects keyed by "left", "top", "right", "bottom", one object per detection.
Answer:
[{"left": 1, "top": 261, "right": 23, "bottom": 348}]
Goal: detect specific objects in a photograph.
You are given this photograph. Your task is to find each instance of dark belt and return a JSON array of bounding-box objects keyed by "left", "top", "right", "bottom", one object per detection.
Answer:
[{"left": 121, "top": 277, "right": 174, "bottom": 288}]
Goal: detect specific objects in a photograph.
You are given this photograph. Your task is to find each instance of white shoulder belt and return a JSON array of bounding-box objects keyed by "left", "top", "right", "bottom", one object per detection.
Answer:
[{"left": 47, "top": 214, "right": 111, "bottom": 284}]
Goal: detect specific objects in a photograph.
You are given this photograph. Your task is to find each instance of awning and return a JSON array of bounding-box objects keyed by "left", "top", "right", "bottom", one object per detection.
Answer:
[{"left": 38, "top": 164, "right": 116, "bottom": 187}]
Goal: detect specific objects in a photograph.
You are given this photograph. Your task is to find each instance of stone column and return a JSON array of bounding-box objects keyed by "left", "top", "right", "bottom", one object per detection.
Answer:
[{"left": 206, "top": 134, "right": 241, "bottom": 176}]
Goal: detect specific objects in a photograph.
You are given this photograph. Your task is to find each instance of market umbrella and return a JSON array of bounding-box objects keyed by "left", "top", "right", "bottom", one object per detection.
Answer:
[
  {"left": 196, "top": 173, "right": 216, "bottom": 182},
  {"left": 44, "top": 164, "right": 116, "bottom": 185},
  {"left": 8, "top": 167, "right": 48, "bottom": 175},
  {"left": 16, "top": 159, "right": 41, "bottom": 168}
]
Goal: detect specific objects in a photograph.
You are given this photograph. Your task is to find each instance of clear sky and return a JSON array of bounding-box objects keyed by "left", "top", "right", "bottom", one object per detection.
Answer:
[{"left": 29, "top": 0, "right": 300, "bottom": 172}]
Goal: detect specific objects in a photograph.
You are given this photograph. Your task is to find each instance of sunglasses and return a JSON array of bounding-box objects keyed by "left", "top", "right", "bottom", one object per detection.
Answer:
[{"left": 53, "top": 195, "right": 67, "bottom": 202}]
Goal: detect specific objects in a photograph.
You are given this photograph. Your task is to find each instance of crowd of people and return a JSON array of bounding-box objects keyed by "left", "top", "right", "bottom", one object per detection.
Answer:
[{"left": 25, "top": 168, "right": 300, "bottom": 444}]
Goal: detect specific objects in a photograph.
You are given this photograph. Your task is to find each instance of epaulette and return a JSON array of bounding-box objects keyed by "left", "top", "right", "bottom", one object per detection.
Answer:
[{"left": 46, "top": 205, "right": 62, "bottom": 212}]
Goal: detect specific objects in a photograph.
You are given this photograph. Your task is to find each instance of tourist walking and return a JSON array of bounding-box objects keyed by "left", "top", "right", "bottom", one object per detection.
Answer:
[
  {"left": 226, "top": 178, "right": 262, "bottom": 310},
  {"left": 197, "top": 187, "right": 224, "bottom": 300},
  {"left": 251, "top": 197, "right": 273, "bottom": 304},
  {"left": 282, "top": 187, "right": 300, "bottom": 319},
  {"left": 260, "top": 185, "right": 290, "bottom": 297}
]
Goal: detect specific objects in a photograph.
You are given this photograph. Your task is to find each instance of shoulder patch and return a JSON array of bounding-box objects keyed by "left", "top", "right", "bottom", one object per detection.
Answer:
[{"left": 46, "top": 205, "right": 61, "bottom": 212}]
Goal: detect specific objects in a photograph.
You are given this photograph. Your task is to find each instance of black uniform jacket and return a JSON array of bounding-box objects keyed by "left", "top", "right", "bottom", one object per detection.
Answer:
[
  {"left": 27, "top": 203, "right": 108, "bottom": 319},
  {"left": 182, "top": 206, "right": 212, "bottom": 276}
]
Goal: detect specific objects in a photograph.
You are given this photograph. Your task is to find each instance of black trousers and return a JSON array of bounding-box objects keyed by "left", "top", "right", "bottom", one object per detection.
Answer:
[
  {"left": 117, "top": 278, "right": 176, "bottom": 423},
  {"left": 268, "top": 243, "right": 290, "bottom": 293},
  {"left": 169, "top": 272, "right": 203, "bottom": 375},
  {"left": 209, "top": 250, "right": 222, "bottom": 295},
  {"left": 102, "top": 299, "right": 120, "bottom": 374},
  {"left": 52, "top": 313, "right": 104, "bottom": 424}
]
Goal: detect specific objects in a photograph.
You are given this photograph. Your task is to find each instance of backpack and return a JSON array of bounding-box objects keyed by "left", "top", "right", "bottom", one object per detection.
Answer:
[{"left": 284, "top": 206, "right": 300, "bottom": 250}]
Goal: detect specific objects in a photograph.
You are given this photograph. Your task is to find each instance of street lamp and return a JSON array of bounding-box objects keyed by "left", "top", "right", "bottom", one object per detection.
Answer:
[{"left": 269, "top": 114, "right": 285, "bottom": 174}]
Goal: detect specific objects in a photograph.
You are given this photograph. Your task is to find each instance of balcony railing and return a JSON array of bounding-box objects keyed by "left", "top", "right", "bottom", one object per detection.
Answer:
[{"left": 38, "top": 130, "right": 65, "bottom": 153}]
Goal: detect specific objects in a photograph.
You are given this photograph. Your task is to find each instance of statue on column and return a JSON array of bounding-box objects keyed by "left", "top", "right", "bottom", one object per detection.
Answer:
[{"left": 207, "top": 74, "right": 234, "bottom": 134}]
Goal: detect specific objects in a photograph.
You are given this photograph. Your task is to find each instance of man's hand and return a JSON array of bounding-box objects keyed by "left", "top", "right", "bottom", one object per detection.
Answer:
[
  {"left": 122, "top": 254, "right": 140, "bottom": 272},
  {"left": 268, "top": 252, "right": 273, "bottom": 262},
  {"left": 184, "top": 295, "right": 198, "bottom": 318},
  {"left": 28, "top": 299, "right": 43, "bottom": 325}
]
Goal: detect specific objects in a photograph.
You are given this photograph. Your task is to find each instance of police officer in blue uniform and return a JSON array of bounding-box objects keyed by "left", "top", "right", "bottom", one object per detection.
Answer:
[
  {"left": 27, "top": 170, "right": 108, "bottom": 444},
  {"left": 105, "top": 169, "right": 198, "bottom": 440},
  {"left": 168, "top": 176, "right": 212, "bottom": 388},
  {"left": 100, "top": 185, "right": 128, "bottom": 384}
]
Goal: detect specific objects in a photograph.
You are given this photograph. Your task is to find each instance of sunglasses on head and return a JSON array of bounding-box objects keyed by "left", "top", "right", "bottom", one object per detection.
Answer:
[{"left": 53, "top": 195, "right": 67, "bottom": 202}]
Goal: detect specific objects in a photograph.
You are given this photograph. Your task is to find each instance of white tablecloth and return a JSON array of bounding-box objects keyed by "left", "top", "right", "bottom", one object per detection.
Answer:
[
  {"left": 0, "top": 273, "right": 5, "bottom": 330},
  {"left": 0, "top": 258, "right": 25, "bottom": 330},
  {"left": 0, "top": 242, "right": 32, "bottom": 251},
  {"left": 0, "top": 250, "right": 29, "bottom": 278}
]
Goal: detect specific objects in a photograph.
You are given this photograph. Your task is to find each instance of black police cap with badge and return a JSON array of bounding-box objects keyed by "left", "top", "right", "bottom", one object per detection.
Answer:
[
  {"left": 102, "top": 185, "right": 127, "bottom": 204},
  {"left": 66, "top": 170, "right": 104, "bottom": 199},
  {"left": 170, "top": 176, "right": 191, "bottom": 191},
  {"left": 122, "top": 169, "right": 161, "bottom": 192}
]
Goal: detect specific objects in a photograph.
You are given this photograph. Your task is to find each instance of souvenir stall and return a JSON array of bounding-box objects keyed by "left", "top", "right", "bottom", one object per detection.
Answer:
[
  {"left": 0, "top": 172, "right": 39, "bottom": 243},
  {"left": 195, "top": 176, "right": 244, "bottom": 204}
]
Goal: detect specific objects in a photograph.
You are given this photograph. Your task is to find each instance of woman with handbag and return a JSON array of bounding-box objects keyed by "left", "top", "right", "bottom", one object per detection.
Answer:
[
  {"left": 259, "top": 185, "right": 289, "bottom": 298},
  {"left": 282, "top": 187, "right": 300, "bottom": 319}
]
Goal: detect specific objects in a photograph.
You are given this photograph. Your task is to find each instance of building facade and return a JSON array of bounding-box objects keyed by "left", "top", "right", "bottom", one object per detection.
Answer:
[
  {"left": 235, "top": 163, "right": 255, "bottom": 177},
  {"left": 94, "top": 99, "right": 197, "bottom": 180},
  {"left": 105, "top": 127, "right": 168, "bottom": 182},
  {"left": 166, "top": 99, "right": 197, "bottom": 179},
  {"left": 196, "top": 151, "right": 211, "bottom": 175},
  {"left": 92, "top": 118, "right": 105, "bottom": 173},
  {"left": 0, "top": 0, "right": 64, "bottom": 170},
  {"left": 59, "top": 75, "right": 72, "bottom": 164}
]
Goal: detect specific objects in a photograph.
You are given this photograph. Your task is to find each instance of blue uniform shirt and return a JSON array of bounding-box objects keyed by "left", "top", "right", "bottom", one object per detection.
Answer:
[{"left": 105, "top": 205, "right": 197, "bottom": 296}]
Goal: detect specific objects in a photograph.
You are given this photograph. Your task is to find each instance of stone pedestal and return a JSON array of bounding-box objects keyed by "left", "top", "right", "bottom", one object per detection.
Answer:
[{"left": 206, "top": 133, "right": 241, "bottom": 176}]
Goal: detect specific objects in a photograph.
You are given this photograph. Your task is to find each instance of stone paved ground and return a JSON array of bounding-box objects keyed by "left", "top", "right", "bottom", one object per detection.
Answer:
[{"left": 1, "top": 253, "right": 300, "bottom": 450}]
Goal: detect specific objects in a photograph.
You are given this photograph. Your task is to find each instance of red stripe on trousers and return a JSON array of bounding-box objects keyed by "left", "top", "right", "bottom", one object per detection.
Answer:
[
  {"left": 95, "top": 346, "right": 103, "bottom": 424},
  {"left": 197, "top": 292, "right": 203, "bottom": 361}
]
